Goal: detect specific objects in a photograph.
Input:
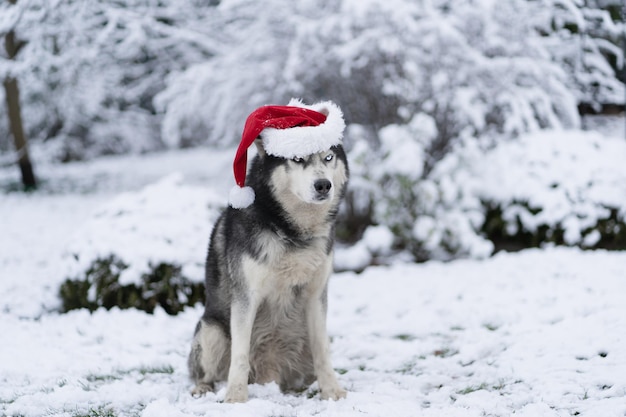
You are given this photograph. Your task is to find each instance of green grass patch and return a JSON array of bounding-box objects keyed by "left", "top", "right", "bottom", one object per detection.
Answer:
[
  {"left": 433, "top": 347, "right": 459, "bottom": 358},
  {"left": 457, "top": 382, "right": 489, "bottom": 395},
  {"left": 483, "top": 323, "right": 500, "bottom": 332},
  {"left": 86, "top": 373, "right": 123, "bottom": 383},
  {"left": 457, "top": 379, "right": 511, "bottom": 395},
  {"left": 397, "top": 361, "right": 417, "bottom": 375},
  {"left": 306, "top": 388, "right": 321, "bottom": 399},
  {"left": 72, "top": 406, "right": 116, "bottom": 417},
  {"left": 138, "top": 364, "right": 175, "bottom": 375}
]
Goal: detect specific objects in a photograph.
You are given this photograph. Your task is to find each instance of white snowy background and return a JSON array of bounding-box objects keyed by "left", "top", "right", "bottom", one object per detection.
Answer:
[{"left": 2, "top": 0, "right": 626, "bottom": 416}]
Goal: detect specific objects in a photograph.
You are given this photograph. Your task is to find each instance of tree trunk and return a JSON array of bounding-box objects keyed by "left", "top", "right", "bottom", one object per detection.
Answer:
[{"left": 4, "top": 21, "right": 37, "bottom": 189}]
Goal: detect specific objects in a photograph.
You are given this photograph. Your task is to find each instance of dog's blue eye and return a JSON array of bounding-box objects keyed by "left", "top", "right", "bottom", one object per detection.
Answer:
[
  {"left": 293, "top": 157, "right": 304, "bottom": 163},
  {"left": 324, "top": 154, "right": 334, "bottom": 162}
]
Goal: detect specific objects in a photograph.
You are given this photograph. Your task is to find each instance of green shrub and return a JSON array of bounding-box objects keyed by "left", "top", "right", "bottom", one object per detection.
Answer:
[
  {"left": 481, "top": 202, "right": 626, "bottom": 253},
  {"left": 59, "top": 255, "right": 204, "bottom": 315}
]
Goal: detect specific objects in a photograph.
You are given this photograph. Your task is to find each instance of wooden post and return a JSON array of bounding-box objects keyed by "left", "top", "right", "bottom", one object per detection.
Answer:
[
  {"left": 3, "top": 2, "right": 37, "bottom": 189},
  {"left": 622, "top": 1, "right": 626, "bottom": 140}
]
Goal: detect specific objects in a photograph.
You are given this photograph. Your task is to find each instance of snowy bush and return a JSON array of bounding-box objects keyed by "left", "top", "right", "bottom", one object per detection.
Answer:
[
  {"left": 60, "top": 255, "right": 205, "bottom": 315},
  {"left": 60, "top": 174, "right": 222, "bottom": 313},
  {"left": 348, "top": 126, "right": 626, "bottom": 262},
  {"left": 347, "top": 122, "right": 494, "bottom": 262},
  {"left": 477, "top": 130, "right": 626, "bottom": 251},
  {"left": 535, "top": 0, "right": 626, "bottom": 111}
]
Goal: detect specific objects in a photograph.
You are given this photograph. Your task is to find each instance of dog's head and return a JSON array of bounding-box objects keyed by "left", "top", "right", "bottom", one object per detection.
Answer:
[{"left": 254, "top": 140, "right": 349, "bottom": 209}]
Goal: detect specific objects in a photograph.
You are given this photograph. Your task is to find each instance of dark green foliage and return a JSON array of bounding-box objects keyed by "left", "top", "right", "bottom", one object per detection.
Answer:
[
  {"left": 139, "top": 262, "right": 205, "bottom": 315},
  {"left": 59, "top": 277, "right": 95, "bottom": 312},
  {"left": 73, "top": 407, "right": 116, "bottom": 417},
  {"left": 587, "top": 208, "right": 626, "bottom": 250},
  {"left": 59, "top": 255, "right": 205, "bottom": 315},
  {"left": 482, "top": 202, "right": 542, "bottom": 252},
  {"left": 336, "top": 189, "right": 373, "bottom": 244},
  {"left": 481, "top": 201, "right": 626, "bottom": 253}
]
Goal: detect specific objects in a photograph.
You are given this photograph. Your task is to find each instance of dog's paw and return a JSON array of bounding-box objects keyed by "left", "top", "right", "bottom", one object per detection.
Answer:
[
  {"left": 224, "top": 383, "right": 248, "bottom": 403},
  {"left": 320, "top": 386, "right": 347, "bottom": 401},
  {"left": 191, "top": 382, "right": 214, "bottom": 397}
]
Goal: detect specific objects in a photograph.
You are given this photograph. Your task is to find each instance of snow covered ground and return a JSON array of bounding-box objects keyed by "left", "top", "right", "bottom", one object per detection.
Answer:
[{"left": 1, "top": 147, "right": 626, "bottom": 417}]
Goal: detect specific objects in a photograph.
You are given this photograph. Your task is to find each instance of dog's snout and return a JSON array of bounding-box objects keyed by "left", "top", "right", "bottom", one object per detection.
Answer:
[{"left": 314, "top": 179, "right": 332, "bottom": 195}]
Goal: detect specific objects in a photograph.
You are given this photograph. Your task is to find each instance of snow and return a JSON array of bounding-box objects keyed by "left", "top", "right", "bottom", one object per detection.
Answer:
[
  {"left": 378, "top": 123, "right": 425, "bottom": 178},
  {"left": 1, "top": 148, "right": 626, "bottom": 417},
  {"left": 335, "top": 226, "right": 395, "bottom": 272}
]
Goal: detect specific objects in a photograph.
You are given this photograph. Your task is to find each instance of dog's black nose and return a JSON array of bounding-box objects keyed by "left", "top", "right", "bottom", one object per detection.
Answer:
[{"left": 314, "top": 179, "right": 332, "bottom": 195}]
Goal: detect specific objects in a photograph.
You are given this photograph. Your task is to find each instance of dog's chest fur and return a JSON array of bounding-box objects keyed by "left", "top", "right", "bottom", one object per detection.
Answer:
[{"left": 242, "top": 229, "right": 332, "bottom": 301}]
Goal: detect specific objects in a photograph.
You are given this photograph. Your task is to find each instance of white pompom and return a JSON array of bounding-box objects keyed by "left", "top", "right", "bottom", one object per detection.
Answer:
[{"left": 229, "top": 185, "right": 255, "bottom": 209}]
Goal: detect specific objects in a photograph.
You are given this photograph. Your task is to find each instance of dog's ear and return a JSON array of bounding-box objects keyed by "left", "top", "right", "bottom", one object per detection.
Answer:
[{"left": 254, "top": 137, "right": 267, "bottom": 159}]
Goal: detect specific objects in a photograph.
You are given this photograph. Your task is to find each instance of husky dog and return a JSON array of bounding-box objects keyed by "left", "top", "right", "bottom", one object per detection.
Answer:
[{"left": 188, "top": 127, "right": 349, "bottom": 403}]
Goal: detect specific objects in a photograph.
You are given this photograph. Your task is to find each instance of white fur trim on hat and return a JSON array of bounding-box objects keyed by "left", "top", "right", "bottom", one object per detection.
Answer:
[
  {"left": 229, "top": 185, "right": 255, "bottom": 209},
  {"left": 261, "top": 99, "right": 345, "bottom": 159}
]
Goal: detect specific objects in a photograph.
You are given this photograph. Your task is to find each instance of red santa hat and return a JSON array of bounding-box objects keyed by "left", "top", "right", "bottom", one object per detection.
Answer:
[{"left": 229, "top": 98, "right": 345, "bottom": 208}]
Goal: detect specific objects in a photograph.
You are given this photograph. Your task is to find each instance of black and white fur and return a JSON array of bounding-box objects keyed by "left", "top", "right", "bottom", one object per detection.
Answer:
[{"left": 188, "top": 139, "right": 349, "bottom": 403}]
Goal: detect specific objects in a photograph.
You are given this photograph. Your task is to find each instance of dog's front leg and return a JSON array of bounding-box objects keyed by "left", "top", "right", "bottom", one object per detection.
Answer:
[
  {"left": 307, "top": 285, "right": 347, "bottom": 401},
  {"left": 224, "top": 298, "right": 257, "bottom": 403}
]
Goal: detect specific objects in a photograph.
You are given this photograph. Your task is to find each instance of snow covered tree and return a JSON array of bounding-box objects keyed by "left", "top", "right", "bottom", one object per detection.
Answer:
[
  {"left": 158, "top": 0, "right": 587, "bottom": 149},
  {"left": 2, "top": 0, "right": 220, "bottom": 161},
  {"left": 534, "top": 0, "right": 625, "bottom": 113},
  {"left": 156, "top": 0, "right": 313, "bottom": 148}
]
